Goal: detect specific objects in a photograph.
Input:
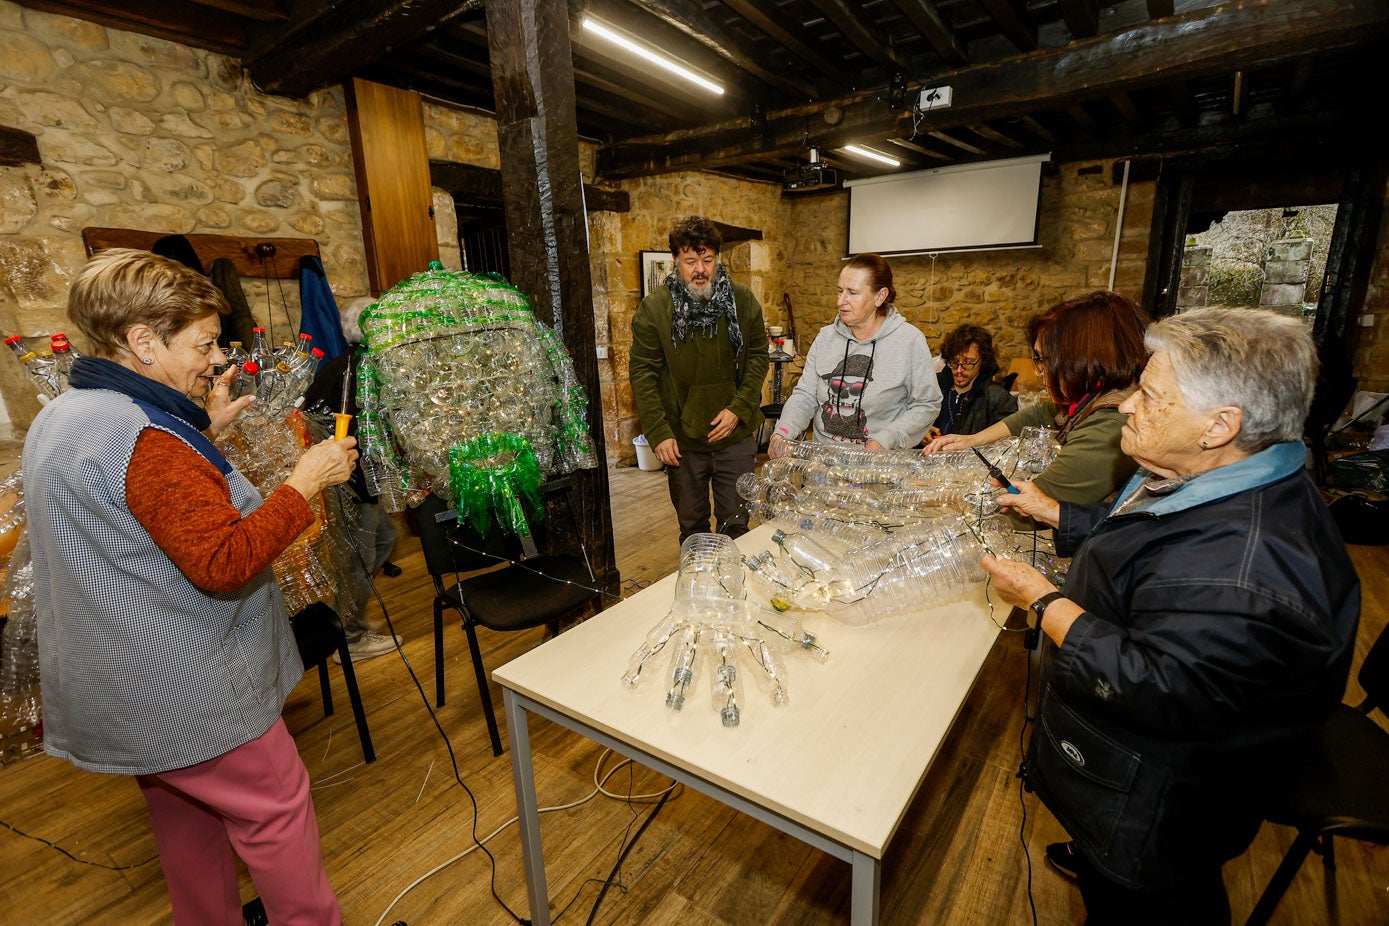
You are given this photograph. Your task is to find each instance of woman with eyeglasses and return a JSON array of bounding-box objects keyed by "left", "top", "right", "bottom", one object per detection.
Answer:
[
  {"left": 768, "top": 253, "right": 941, "bottom": 455},
  {"left": 928, "top": 323, "right": 1017, "bottom": 438},
  {"left": 924, "top": 290, "right": 1149, "bottom": 507}
]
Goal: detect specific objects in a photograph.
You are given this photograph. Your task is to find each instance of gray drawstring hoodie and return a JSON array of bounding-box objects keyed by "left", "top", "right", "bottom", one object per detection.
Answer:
[{"left": 774, "top": 307, "right": 941, "bottom": 450}]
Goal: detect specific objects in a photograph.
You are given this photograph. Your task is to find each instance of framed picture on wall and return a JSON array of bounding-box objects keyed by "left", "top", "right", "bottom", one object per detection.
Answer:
[{"left": 640, "top": 250, "right": 674, "bottom": 299}]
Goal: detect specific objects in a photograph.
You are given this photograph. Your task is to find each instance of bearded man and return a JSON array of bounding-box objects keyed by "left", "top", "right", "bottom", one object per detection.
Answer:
[{"left": 630, "top": 215, "right": 769, "bottom": 542}]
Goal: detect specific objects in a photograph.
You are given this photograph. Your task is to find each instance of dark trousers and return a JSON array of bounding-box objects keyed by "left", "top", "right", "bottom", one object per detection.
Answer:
[
  {"left": 1075, "top": 850, "right": 1231, "bottom": 926},
  {"left": 666, "top": 434, "right": 757, "bottom": 543}
]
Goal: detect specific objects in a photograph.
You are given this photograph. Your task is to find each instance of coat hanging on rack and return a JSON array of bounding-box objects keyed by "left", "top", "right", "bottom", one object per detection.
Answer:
[
  {"left": 298, "top": 256, "right": 349, "bottom": 364},
  {"left": 208, "top": 258, "right": 259, "bottom": 348}
]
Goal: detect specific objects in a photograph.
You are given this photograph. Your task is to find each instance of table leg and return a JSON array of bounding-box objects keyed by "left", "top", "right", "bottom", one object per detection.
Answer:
[
  {"left": 505, "top": 689, "right": 551, "bottom": 926},
  {"left": 850, "top": 850, "right": 880, "bottom": 926}
]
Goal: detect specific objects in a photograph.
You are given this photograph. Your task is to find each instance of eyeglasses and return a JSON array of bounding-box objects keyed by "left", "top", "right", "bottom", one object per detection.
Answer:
[
  {"left": 1031, "top": 354, "right": 1049, "bottom": 368},
  {"left": 948, "top": 358, "right": 981, "bottom": 371}
]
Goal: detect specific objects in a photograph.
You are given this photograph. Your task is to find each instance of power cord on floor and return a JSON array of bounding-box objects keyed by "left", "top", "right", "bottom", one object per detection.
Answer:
[
  {"left": 0, "top": 818, "right": 157, "bottom": 871},
  {"left": 331, "top": 488, "right": 529, "bottom": 924},
  {"left": 370, "top": 748, "right": 680, "bottom": 926}
]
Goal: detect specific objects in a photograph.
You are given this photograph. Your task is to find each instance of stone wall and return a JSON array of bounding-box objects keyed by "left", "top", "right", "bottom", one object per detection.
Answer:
[
  {"left": 0, "top": 0, "right": 369, "bottom": 428},
  {"left": 594, "top": 172, "right": 791, "bottom": 463},
  {"left": 778, "top": 160, "right": 1155, "bottom": 381}
]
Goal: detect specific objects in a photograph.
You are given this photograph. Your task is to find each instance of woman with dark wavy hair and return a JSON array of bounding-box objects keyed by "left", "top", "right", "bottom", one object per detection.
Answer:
[{"left": 925, "top": 290, "right": 1149, "bottom": 507}]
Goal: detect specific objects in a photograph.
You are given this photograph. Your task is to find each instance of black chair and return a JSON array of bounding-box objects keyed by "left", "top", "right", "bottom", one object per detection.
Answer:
[
  {"left": 288, "top": 602, "right": 376, "bottom": 763},
  {"left": 1244, "top": 623, "right": 1389, "bottom": 925},
  {"left": 418, "top": 488, "right": 599, "bottom": 756}
]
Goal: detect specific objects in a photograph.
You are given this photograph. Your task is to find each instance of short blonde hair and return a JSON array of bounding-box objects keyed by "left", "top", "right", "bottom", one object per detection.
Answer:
[{"left": 68, "top": 248, "right": 228, "bottom": 359}]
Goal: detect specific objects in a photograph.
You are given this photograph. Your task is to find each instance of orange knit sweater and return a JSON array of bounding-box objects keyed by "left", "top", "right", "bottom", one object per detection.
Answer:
[{"left": 125, "top": 428, "right": 314, "bottom": 594}]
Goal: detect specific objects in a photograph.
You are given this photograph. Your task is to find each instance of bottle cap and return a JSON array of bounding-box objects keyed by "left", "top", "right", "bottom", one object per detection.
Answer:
[
  {"left": 771, "top": 529, "right": 787, "bottom": 544},
  {"left": 4, "top": 336, "right": 21, "bottom": 345},
  {"left": 242, "top": 361, "right": 260, "bottom": 374},
  {"left": 310, "top": 347, "right": 325, "bottom": 357},
  {"left": 800, "top": 518, "right": 814, "bottom": 530},
  {"left": 253, "top": 326, "right": 265, "bottom": 333},
  {"left": 230, "top": 341, "right": 243, "bottom": 348}
]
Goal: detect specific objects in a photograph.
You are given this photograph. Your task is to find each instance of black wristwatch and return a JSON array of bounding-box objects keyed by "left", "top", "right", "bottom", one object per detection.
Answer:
[{"left": 1029, "top": 591, "right": 1066, "bottom": 625}]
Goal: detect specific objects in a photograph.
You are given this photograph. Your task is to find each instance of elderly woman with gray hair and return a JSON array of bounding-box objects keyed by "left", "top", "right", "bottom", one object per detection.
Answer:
[{"left": 982, "top": 308, "right": 1360, "bottom": 925}]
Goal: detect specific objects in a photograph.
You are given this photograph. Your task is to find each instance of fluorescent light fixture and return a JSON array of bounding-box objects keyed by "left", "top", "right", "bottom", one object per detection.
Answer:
[
  {"left": 842, "top": 145, "right": 901, "bottom": 167},
  {"left": 582, "top": 17, "right": 725, "bottom": 96}
]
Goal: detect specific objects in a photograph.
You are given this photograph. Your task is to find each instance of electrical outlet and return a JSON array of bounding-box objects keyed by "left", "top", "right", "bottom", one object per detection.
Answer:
[
  {"left": 917, "top": 86, "right": 953, "bottom": 111},
  {"left": 596, "top": 345, "right": 609, "bottom": 359},
  {"left": 1361, "top": 314, "right": 1375, "bottom": 328}
]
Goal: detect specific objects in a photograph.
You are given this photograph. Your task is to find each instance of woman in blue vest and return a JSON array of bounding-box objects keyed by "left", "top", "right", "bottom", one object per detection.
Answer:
[{"left": 24, "top": 249, "right": 358, "bottom": 925}]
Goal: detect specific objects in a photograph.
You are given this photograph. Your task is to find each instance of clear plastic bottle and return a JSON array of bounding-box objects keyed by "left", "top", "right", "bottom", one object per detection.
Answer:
[
  {"left": 224, "top": 341, "right": 250, "bottom": 372},
  {"left": 49, "top": 335, "right": 78, "bottom": 391},
  {"left": 665, "top": 624, "right": 702, "bottom": 711},
  {"left": 772, "top": 523, "right": 840, "bottom": 581},
  {"left": 707, "top": 628, "right": 744, "bottom": 726},
  {"left": 231, "top": 360, "right": 260, "bottom": 400},
  {"left": 4, "top": 336, "right": 60, "bottom": 399},
  {"left": 248, "top": 326, "right": 271, "bottom": 371}
]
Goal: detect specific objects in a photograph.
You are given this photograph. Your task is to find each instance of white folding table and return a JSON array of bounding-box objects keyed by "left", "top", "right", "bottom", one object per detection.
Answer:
[{"left": 494, "top": 524, "right": 1002, "bottom": 925}]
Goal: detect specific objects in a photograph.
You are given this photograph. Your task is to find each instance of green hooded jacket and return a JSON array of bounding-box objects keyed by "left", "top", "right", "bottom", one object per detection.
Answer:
[{"left": 630, "top": 280, "right": 768, "bottom": 453}]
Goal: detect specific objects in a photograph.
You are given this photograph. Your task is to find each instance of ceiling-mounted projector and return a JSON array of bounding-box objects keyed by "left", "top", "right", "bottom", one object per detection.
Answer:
[{"left": 782, "top": 146, "right": 839, "bottom": 193}]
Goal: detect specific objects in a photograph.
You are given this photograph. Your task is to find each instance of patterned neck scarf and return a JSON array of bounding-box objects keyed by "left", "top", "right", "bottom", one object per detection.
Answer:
[{"left": 666, "top": 264, "right": 743, "bottom": 372}]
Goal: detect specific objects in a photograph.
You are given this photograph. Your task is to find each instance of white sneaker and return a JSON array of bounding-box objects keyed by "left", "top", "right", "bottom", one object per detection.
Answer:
[{"left": 333, "top": 631, "right": 401, "bottom": 663}]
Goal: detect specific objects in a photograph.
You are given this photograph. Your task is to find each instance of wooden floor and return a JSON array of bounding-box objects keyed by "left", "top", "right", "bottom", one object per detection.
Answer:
[{"left": 2, "top": 464, "right": 1387, "bottom": 925}]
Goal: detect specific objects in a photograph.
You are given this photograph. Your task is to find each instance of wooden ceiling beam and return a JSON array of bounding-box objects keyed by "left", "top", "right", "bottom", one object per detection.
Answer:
[
  {"left": 807, "top": 0, "right": 913, "bottom": 75},
  {"left": 721, "top": 0, "right": 849, "bottom": 83},
  {"left": 1058, "top": 0, "right": 1100, "bottom": 38},
  {"left": 16, "top": 0, "right": 248, "bottom": 54},
  {"left": 970, "top": 123, "right": 1025, "bottom": 149},
  {"left": 430, "top": 160, "right": 629, "bottom": 212},
  {"left": 1108, "top": 90, "right": 1144, "bottom": 129},
  {"left": 1146, "top": 0, "right": 1175, "bottom": 18},
  {"left": 978, "top": 0, "right": 1037, "bottom": 52},
  {"left": 889, "top": 0, "right": 968, "bottom": 67},
  {"left": 616, "top": 0, "right": 818, "bottom": 99},
  {"left": 188, "top": 0, "right": 285, "bottom": 22},
  {"left": 886, "top": 136, "right": 952, "bottom": 161},
  {"left": 246, "top": 0, "right": 480, "bottom": 96},
  {"left": 1168, "top": 80, "right": 1197, "bottom": 128},
  {"left": 599, "top": 0, "right": 1388, "bottom": 179}
]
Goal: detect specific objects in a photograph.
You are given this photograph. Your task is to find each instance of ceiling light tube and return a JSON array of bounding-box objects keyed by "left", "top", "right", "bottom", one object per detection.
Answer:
[
  {"left": 842, "top": 145, "right": 901, "bottom": 167},
  {"left": 582, "top": 18, "right": 725, "bottom": 96}
]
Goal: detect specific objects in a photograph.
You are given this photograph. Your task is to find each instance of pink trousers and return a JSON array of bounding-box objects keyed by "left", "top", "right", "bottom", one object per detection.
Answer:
[{"left": 137, "top": 719, "right": 342, "bottom": 926}]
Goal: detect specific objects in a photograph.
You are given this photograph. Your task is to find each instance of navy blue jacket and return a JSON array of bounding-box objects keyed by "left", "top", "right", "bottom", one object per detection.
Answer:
[{"left": 1028, "top": 442, "right": 1360, "bottom": 890}]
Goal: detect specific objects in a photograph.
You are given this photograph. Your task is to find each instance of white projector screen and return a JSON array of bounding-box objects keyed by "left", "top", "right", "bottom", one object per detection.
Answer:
[{"left": 845, "top": 154, "right": 1048, "bottom": 256}]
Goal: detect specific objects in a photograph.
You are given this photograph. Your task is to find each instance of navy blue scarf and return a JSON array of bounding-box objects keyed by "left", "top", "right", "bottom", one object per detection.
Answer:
[{"left": 68, "top": 355, "right": 230, "bottom": 475}]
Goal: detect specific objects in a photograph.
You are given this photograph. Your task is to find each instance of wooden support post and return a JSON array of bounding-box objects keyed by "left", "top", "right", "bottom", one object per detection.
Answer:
[{"left": 484, "top": 0, "right": 619, "bottom": 601}]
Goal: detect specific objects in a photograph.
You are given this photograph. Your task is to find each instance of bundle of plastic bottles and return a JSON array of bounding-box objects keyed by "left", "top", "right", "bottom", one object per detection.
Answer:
[
  {"left": 0, "top": 470, "right": 41, "bottom": 764},
  {"left": 353, "top": 262, "right": 599, "bottom": 534},
  {"left": 737, "top": 433, "right": 1070, "bottom": 621},
  {"left": 740, "top": 433, "right": 1061, "bottom": 536},
  {"left": 4, "top": 333, "right": 79, "bottom": 403},
  {"left": 224, "top": 329, "right": 327, "bottom": 420},
  {"left": 216, "top": 409, "right": 372, "bottom": 619},
  {"left": 621, "top": 534, "right": 829, "bottom": 727}
]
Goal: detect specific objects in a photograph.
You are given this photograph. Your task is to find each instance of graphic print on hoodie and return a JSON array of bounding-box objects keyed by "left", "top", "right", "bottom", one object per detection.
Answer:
[{"left": 819, "top": 351, "right": 874, "bottom": 442}]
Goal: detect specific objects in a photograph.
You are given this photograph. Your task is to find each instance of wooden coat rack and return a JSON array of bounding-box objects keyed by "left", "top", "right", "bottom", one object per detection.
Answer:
[{"left": 80, "top": 228, "right": 320, "bottom": 278}]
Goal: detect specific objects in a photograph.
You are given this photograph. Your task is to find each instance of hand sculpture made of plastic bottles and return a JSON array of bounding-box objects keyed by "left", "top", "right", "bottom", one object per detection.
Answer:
[
  {"left": 621, "top": 534, "right": 829, "bottom": 727},
  {"left": 352, "top": 263, "right": 599, "bottom": 537}
]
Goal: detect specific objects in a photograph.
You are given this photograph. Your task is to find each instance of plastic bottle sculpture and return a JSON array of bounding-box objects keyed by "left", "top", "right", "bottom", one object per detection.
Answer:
[
  {"left": 351, "top": 263, "right": 599, "bottom": 537},
  {"left": 0, "top": 471, "right": 41, "bottom": 764},
  {"left": 621, "top": 533, "right": 828, "bottom": 727},
  {"left": 216, "top": 407, "right": 372, "bottom": 623}
]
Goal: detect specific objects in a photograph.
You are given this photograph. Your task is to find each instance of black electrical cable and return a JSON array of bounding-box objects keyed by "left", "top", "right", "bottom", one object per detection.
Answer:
[
  {"left": 326, "top": 481, "right": 529, "bottom": 925},
  {"left": 584, "top": 783, "right": 674, "bottom": 926},
  {"left": 0, "top": 818, "right": 158, "bottom": 871}
]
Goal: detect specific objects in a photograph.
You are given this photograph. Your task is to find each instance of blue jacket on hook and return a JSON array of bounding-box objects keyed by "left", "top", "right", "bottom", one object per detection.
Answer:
[{"left": 298, "top": 255, "right": 350, "bottom": 363}]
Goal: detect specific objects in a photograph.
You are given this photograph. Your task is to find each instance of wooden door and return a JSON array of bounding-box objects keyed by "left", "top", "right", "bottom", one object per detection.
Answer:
[{"left": 345, "top": 78, "right": 438, "bottom": 294}]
